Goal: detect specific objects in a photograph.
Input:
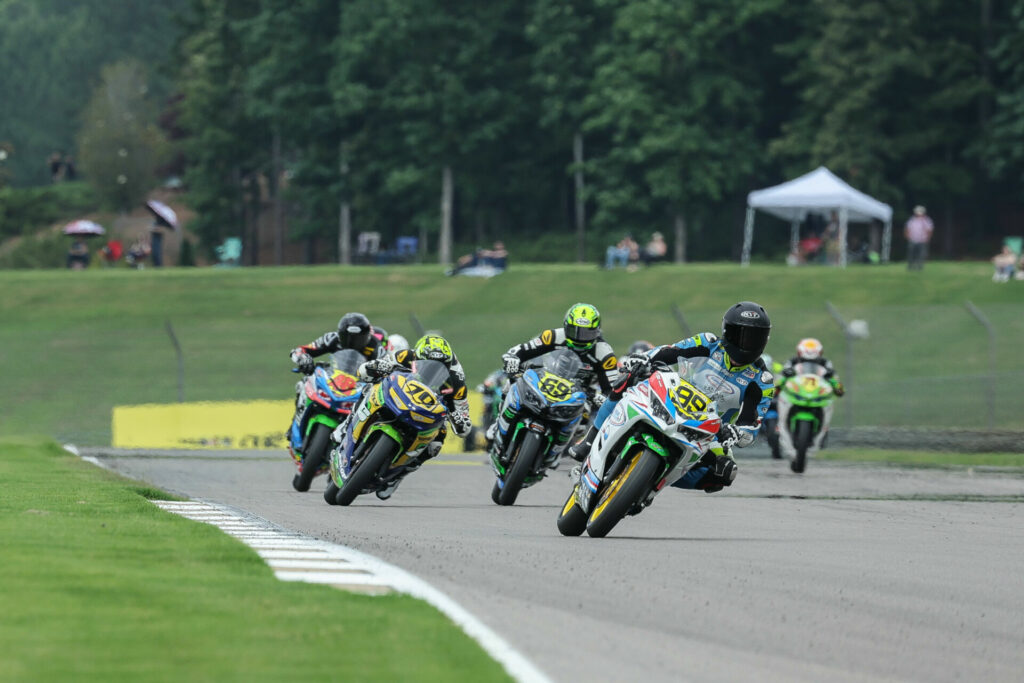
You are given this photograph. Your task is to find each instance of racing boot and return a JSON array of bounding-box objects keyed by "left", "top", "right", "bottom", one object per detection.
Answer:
[
  {"left": 376, "top": 468, "right": 415, "bottom": 500},
  {"left": 567, "top": 425, "right": 598, "bottom": 462}
]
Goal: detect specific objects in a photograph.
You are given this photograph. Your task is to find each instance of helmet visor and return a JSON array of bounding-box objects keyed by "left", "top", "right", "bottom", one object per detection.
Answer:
[
  {"left": 340, "top": 326, "right": 371, "bottom": 349},
  {"left": 723, "top": 323, "right": 770, "bottom": 363},
  {"left": 565, "top": 324, "right": 599, "bottom": 344}
]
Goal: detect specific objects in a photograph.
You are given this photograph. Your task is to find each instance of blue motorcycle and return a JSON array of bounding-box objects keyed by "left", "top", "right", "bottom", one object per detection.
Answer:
[
  {"left": 490, "top": 349, "right": 587, "bottom": 505},
  {"left": 288, "top": 349, "right": 365, "bottom": 492}
]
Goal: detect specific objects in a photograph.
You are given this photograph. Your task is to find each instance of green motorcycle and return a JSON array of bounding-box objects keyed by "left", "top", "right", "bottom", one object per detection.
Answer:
[{"left": 776, "top": 362, "right": 835, "bottom": 473}]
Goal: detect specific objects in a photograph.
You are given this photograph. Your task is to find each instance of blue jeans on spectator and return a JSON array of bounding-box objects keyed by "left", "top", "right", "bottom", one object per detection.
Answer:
[{"left": 605, "top": 246, "right": 629, "bottom": 269}]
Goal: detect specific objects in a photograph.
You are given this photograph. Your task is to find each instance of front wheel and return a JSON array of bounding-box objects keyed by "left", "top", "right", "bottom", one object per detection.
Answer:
[
  {"left": 294, "top": 424, "right": 331, "bottom": 492},
  {"left": 324, "top": 479, "right": 340, "bottom": 505},
  {"left": 335, "top": 437, "right": 401, "bottom": 506},
  {"left": 791, "top": 420, "right": 813, "bottom": 474},
  {"left": 586, "top": 448, "right": 662, "bottom": 538},
  {"left": 556, "top": 486, "right": 587, "bottom": 536},
  {"left": 497, "top": 430, "right": 545, "bottom": 506}
]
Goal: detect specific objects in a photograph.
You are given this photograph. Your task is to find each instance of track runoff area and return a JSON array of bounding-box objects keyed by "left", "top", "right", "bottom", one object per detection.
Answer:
[{"left": 88, "top": 444, "right": 1024, "bottom": 683}]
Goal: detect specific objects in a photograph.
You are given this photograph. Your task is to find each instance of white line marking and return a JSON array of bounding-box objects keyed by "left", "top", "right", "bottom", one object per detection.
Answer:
[{"left": 152, "top": 500, "right": 552, "bottom": 683}]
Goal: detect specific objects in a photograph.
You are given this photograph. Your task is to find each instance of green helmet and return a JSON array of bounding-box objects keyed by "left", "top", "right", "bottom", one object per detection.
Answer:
[
  {"left": 563, "top": 303, "right": 601, "bottom": 350},
  {"left": 413, "top": 334, "right": 453, "bottom": 364}
]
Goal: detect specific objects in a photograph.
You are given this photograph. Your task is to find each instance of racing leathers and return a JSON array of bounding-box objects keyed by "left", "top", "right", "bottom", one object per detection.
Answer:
[
  {"left": 289, "top": 329, "right": 385, "bottom": 370},
  {"left": 492, "top": 329, "right": 620, "bottom": 464},
  {"left": 589, "top": 332, "right": 774, "bottom": 492}
]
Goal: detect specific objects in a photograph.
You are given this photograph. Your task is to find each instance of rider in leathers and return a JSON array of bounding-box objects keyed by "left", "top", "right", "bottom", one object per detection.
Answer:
[
  {"left": 355, "top": 334, "right": 473, "bottom": 499},
  {"left": 570, "top": 301, "right": 775, "bottom": 493},
  {"left": 489, "top": 303, "right": 621, "bottom": 466},
  {"left": 776, "top": 337, "right": 844, "bottom": 459}
]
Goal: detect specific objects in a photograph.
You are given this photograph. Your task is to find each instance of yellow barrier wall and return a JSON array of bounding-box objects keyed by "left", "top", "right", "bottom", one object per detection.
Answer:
[{"left": 112, "top": 393, "right": 484, "bottom": 452}]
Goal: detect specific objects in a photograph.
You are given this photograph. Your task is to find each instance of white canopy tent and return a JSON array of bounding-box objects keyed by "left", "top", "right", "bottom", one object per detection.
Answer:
[{"left": 741, "top": 166, "right": 893, "bottom": 267}]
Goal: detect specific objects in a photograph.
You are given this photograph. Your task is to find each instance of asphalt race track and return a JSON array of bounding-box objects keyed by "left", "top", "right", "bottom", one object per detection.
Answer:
[{"left": 92, "top": 449, "right": 1024, "bottom": 683}]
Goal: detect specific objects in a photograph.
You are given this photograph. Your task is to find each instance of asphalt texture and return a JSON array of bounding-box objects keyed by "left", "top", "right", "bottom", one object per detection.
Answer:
[{"left": 90, "top": 448, "right": 1024, "bottom": 683}]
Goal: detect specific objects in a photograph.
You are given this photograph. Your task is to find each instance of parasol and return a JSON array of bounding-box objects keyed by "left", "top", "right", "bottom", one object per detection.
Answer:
[
  {"left": 62, "top": 220, "right": 106, "bottom": 236},
  {"left": 145, "top": 199, "right": 178, "bottom": 230}
]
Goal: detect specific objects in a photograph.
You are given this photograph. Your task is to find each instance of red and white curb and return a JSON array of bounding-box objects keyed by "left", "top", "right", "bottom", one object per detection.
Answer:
[{"left": 153, "top": 500, "right": 551, "bottom": 683}]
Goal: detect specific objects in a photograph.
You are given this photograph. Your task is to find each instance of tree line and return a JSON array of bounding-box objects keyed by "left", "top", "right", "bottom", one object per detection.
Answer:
[{"left": 5, "top": 0, "right": 1024, "bottom": 263}]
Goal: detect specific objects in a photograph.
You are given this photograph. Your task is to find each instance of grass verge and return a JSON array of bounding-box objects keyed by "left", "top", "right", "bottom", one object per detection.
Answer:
[
  {"left": 0, "top": 436, "right": 510, "bottom": 683},
  {"left": 819, "top": 448, "right": 1024, "bottom": 468}
]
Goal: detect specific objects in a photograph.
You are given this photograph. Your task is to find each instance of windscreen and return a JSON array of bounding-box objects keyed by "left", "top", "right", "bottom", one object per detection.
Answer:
[
  {"left": 330, "top": 349, "right": 364, "bottom": 376},
  {"left": 539, "top": 349, "right": 584, "bottom": 382},
  {"left": 409, "top": 359, "right": 450, "bottom": 392}
]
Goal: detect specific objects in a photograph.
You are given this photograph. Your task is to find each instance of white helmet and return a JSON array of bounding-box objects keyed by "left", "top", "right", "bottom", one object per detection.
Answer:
[
  {"left": 388, "top": 334, "right": 410, "bottom": 354},
  {"left": 796, "top": 338, "right": 823, "bottom": 361}
]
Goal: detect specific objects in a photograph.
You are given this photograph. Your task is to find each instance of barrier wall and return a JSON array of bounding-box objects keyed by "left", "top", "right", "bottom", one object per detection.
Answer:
[{"left": 112, "top": 393, "right": 484, "bottom": 453}]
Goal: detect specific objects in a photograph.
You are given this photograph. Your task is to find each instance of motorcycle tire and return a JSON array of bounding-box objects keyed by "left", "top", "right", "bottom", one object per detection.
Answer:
[
  {"left": 791, "top": 420, "right": 812, "bottom": 474},
  {"left": 294, "top": 424, "right": 331, "bottom": 492},
  {"left": 769, "top": 433, "right": 781, "bottom": 460},
  {"left": 556, "top": 486, "right": 587, "bottom": 536},
  {"left": 491, "top": 480, "right": 503, "bottom": 505},
  {"left": 335, "top": 436, "right": 400, "bottom": 506},
  {"left": 586, "top": 448, "right": 661, "bottom": 538},
  {"left": 497, "top": 430, "right": 544, "bottom": 506},
  {"left": 324, "top": 479, "right": 340, "bottom": 505},
  {"left": 463, "top": 427, "right": 478, "bottom": 453}
]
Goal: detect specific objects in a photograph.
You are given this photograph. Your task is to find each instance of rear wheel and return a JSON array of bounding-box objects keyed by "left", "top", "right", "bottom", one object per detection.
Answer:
[
  {"left": 497, "top": 430, "right": 545, "bottom": 506},
  {"left": 323, "top": 479, "right": 340, "bottom": 505},
  {"left": 556, "top": 486, "right": 587, "bottom": 536},
  {"left": 586, "top": 448, "right": 662, "bottom": 538},
  {"left": 791, "top": 420, "right": 813, "bottom": 473},
  {"left": 294, "top": 424, "right": 331, "bottom": 492},
  {"left": 490, "top": 480, "right": 503, "bottom": 504},
  {"left": 335, "top": 436, "right": 401, "bottom": 506}
]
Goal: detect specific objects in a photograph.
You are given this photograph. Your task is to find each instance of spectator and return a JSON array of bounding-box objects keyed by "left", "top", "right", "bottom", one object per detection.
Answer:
[
  {"left": 480, "top": 241, "right": 508, "bottom": 270},
  {"left": 62, "top": 155, "right": 76, "bottom": 181},
  {"left": 641, "top": 231, "right": 668, "bottom": 266},
  {"left": 149, "top": 221, "right": 165, "bottom": 267},
  {"left": 823, "top": 211, "right": 841, "bottom": 265},
  {"left": 992, "top": 245, "right": 1017, "bottom": 283},
  {"left": 127, "top": 235, "right": 150, "bottom": 269},
  {"left": 66, "top": 239, "right": 90, "bottom": 269},
  {"left": 447, "top": 241, "right": 508, "bottom": 276},
  {"left": 904, "top": 205, "right": 934, "bottom": 271},
  {"left": 100, "top": 240, "right": 123, "bottom": 267},
  {"left": 48, "top": 152, "right": 64, "bottom": 183},
  {"left": 605, "top": 233, "right": 638, "bottom": 269}
]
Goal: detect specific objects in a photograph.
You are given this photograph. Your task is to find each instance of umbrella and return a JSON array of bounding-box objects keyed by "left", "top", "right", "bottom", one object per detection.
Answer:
[
  {"left": 145, "top": 199, "right": 178, "bottom": 230},
  {"left": 62, "top": 220, "right": 105, "bottom": 236}
]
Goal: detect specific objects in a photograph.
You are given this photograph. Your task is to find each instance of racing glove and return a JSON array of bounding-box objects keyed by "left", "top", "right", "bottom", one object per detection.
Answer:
[
  {"left": 620, "top": 353, "right": 651, "bottom": 374},
  {"left": 291, "top": 350, "right": 314, "bottom": 374},
  {"left": 502, "top": 354, "right": 521, "bottom": 376},
  {"left": 832, "top": 381, "right": 845, "bottom": 397},
  {"left": 359, "top": 358, "right": 395, "bottom": 382},
  {"left": 717, "top": 423, "right": 741, "bottom": 449},
  {"left": 450, "top": 409, "right": 473, "bottom": 437}
]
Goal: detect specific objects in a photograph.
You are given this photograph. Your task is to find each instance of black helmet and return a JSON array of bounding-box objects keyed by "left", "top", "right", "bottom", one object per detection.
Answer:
[
  {"left": 337, "top": 312, "right": 372, "bottom": 350},
  {"left": 721, "top": 302, "right": 771, "bottom": 366}
]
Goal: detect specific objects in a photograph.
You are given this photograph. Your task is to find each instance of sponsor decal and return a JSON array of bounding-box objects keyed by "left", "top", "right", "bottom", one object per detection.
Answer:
[
  {"left": 740, "top": 310, "right": 761, "bottom": 319},
  {"left": 761, "top": 371, "right": 773, "bottom": 383},
  {"left": 736, "top": 377, "right": 748, "bottom": 386},
  {"left": 574, "top": 317, "right": 591, "bottom": 325},
  {"left": 541, "top": 329, "right": 553, "bottom": 345},
  {"left": 608, "top": 404, "right": 627, "bottom": 427},
  {"left": 602, "top": 356, "right": 617, "bottom": 370}
]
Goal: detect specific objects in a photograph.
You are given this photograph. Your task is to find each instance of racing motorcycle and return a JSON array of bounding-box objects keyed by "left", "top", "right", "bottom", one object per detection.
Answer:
[
  {"left": 557, "top": 358, "right": 725, "bottom": 538},
  {"left": 762, "top": 396, "right": 781, "bottom": 459},
  {"left": 463, "top": 369, "right": 507, "bottom": 452},
  {"left": 324, "top": 359, "right": 449, "bottom": 506},
  {"left": 777, "top": 362, "right": 835, "bottom": 473},
  {"left": 490, "top": 349, "right": 587, "bottom": 506},
  {"left": 288, "top": 349, "right": 365, "bottom": 492}
]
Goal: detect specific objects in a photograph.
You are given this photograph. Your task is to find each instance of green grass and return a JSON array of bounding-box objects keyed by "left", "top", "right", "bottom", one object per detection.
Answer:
[
  {"left": 820, "top": 448, "right": 1024, "bottom": 468},
  {"left": 1, "top": 261, "right": 1022, "bottom": 445},
  {"left": 0, "top": 437, "right": 510, "bottom": 683}
]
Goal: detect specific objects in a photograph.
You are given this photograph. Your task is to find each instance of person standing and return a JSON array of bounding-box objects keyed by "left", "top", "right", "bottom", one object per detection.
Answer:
[{"left": 904, "top": 205, "right": 934, "bottom": 271}]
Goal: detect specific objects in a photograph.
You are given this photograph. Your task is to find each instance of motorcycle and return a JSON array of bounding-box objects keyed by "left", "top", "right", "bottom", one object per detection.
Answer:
[
  {"left": 324, "top": 359, "right": 449, "bottom": 506},
  {"left": 776, "top": 362, "right": 836, "bottom": 473},
  {"left": 463, "top": 369, "right": 507, "bottom": 452},
  {"left": 287, "top": 349, "right": 365, "bottom": 492},
  {"left": 490, "top": 349, "right": 587, "bottom": 506},
  {"left": 762, "top": 396, "right": 781, "bottom": 459},
  {"left": 557, "top": 358, "right": 725, "bottom": 538}
]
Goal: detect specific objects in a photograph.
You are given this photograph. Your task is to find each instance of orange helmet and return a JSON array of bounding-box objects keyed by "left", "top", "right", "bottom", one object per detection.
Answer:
[{"left": 796, "top": 338, "right": 823, "bottom": 361}]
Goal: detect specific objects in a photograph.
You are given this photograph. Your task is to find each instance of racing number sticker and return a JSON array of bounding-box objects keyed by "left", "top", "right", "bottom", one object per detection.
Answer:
[
  {"left": 671, "top": 383, "right": 708, "bottom": 416},
  {"left": 801, "top": 376, "right": 820, "bottom": 391},
  {"left": 405, "top": 381, "right": 436, "bottom": 408},
  {"left": 538, "top": 373, "right": 572, "bottom": 401}
]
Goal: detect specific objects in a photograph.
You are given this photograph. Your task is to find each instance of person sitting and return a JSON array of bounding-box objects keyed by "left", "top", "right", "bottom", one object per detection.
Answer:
[
  {"left": 640, "top": 231, "right": 668, "bottom": 266},
  {"left": 605, "top": 234, "right": 638, "bottom": 269},
  {"left": 126, "top": 236, "right": 151, "bottom": 269},
  {"left": 992, "top": 245, "right": 1018, "bottom": 283},
  {"left": 66, "top": 239, "right": 90, "bottom": 269},
  {"left": 480, "top": 241, "right": 508, "bottom": 270},
  {"left": 101, "top": 240, "right": 123, "bottom": 267}
]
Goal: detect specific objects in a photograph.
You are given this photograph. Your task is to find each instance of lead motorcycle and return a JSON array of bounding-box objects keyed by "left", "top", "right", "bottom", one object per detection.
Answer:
[
  {"left": 557, "top": 358, "right": 726, "bottom": 538},
  {"left": 287, "top": 349, "right": 365, "bottom": 492},
  {"left": 324, "top": 359, "right": 449, "bottom": 506},
  {"left": 490, "top": 349, "right": 588, "bottom": 506}
]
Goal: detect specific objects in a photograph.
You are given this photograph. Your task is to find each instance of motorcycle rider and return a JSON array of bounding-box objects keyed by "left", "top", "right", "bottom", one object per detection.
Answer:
[
  {"left": 568, "top": 301, "right": 775, "bottom": 494},
  {"left": 355, "top": 334, "right": 473, "bottom": 499},
  {"left": 488, "top": 303, "right": 621, "bottom": 467},
  {"left": 776, "top": 337, "right": 844, "bottom": 459},
  {"left": 289, "top": 312, "right": 385, "bottom": 372}
]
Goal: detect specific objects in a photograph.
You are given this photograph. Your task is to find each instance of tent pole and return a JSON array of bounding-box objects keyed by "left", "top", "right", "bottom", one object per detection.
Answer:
[
  {"left": 741, "top": 206, "right": 755, "bottom": 266},
  {"left": 789, "top": 219, "right": 799, "bottom": 264},
  {"left": 838, "top": 206, "right": 849, "bottom": 268},
  {"left": 882, "top": 219, "right": 892, "bottom": 263}
]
